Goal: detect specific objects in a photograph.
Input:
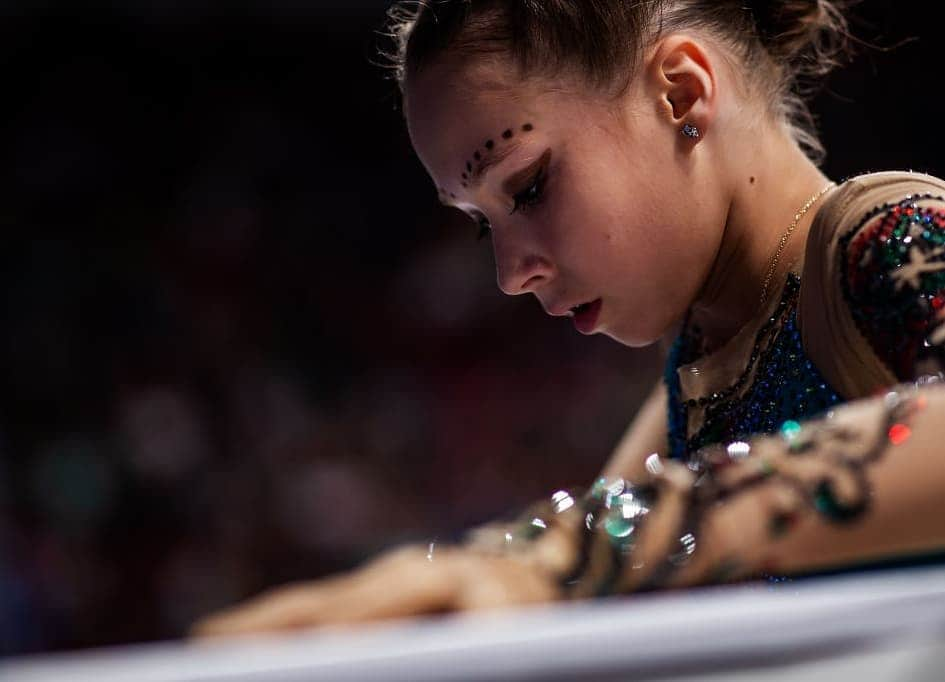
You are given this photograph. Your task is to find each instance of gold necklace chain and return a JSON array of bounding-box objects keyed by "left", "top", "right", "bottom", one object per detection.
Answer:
[{"left": 758, "top": 181, "right": 837, "bottom": 308}]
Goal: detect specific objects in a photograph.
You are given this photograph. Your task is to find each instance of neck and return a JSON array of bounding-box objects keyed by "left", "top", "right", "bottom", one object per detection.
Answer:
[{"left": 687, "top": 127, "right": 834, "bottom": 352}]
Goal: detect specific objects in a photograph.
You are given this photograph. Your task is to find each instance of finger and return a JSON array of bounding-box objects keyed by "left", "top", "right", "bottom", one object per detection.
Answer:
[
  {"left": 454, "top": 555, "right": 560, "bottom": 611},
  {"left": 191, "top": 547, "right": 459, "bottom": 637},
  {"left": 316, "top": 548, "right": 459, "bottom": 623},
  {"left": 190, "top": 574, "right": 355, "bottom": 637},
  {"left": 615, "top": 458, "right": 693, "bottom": 592},
  {"left": 464, "top": 522, "right": 514, "bottom": 553}
]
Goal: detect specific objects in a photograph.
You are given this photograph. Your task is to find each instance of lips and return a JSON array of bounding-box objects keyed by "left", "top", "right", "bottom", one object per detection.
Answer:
[
  {"left": 546, "top": 298, "right": 597, "bottom": 317},
  {"left": 572, "top": 298, "right": 602, "bottom": 334}
]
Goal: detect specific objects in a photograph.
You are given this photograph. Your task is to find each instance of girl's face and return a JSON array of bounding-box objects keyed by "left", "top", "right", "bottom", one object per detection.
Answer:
[{"left": 405, "top": 52, "right": 728, "bottom": 347}]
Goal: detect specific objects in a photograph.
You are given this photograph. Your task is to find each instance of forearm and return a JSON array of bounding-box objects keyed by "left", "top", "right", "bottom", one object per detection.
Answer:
[
  {"left": 685, "top": 382, "right": 945, "bottom": 584},
  {"left": 471, "top": 380, "right": 945, "bottom": 600},
  {"left": 599, "top": 379, "right": 667, "bottom": 482}
]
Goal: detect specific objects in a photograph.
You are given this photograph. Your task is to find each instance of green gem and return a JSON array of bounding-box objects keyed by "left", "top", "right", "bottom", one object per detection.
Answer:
[
  {"left": 814, "top": 489, "right": 837, "bottom": 516},
  {"left": 780, "top": 420, "right": 802, "bottom": 440},
  {"left": 590, "top": 477, "right": 608, "bottom": 499},
  {"left": 604, "top": 514, "right": 635, "bottom": 539},
  {"left": 812, "top": 481, "right": 862, "bottom": 522}
]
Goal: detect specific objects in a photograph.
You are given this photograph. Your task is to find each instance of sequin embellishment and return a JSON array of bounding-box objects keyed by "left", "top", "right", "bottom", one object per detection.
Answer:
[
  {"left": 665, "top": 274, "right": 844, "bottom": 463},
  {"left": 840, "top": 194, "right": 945, "bottom": 380}
]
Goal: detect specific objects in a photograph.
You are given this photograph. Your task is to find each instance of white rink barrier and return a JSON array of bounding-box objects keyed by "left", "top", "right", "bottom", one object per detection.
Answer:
[{"left": 3, "top": 563, "right": 945, "bottom": 682}]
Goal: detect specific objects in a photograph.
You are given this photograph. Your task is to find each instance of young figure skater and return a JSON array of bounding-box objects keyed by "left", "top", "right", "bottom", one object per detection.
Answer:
[{"left": 194, "top": 0, "right": 945, "bottom": 634}]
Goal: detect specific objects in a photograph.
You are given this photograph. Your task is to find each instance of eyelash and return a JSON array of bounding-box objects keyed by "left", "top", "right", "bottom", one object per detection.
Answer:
[
  {"left": 510, "top": 166, "right": 546, "bottom": 215},
  {"left": 476, "top": 216, "right": 491, "bottom": 242},
  {"left": 471, "top": 161, "right": 548, "bottom": 241}
]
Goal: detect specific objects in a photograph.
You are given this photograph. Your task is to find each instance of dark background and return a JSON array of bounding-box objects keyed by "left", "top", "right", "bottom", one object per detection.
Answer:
[{"left": 0, "top": 0, "right": 939, "bottom": 656}]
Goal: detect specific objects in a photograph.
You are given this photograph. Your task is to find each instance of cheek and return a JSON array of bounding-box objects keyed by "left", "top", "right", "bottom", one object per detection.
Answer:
[
  {"left": 597, "top": 198, "right": 666, "bottom": 271},
  {"left": 550, "top": 175, "right": 653, "bottom": 264},
  {"left": 548, "top": 147, "right": 698, "bottom": 284}
]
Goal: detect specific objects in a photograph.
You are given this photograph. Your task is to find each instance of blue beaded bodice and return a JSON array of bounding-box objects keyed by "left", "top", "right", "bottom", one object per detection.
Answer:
[{"left": 665, "top": 274, "right": 844, "bottom": 463}]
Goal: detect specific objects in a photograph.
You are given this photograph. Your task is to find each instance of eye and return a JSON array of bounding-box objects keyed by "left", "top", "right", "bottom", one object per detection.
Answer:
[
  {"left": 469, "top": 212, "right": 491, "bottom": 242},
  {"left": 510, "top": 165, "right": 546, "bottom": 215},
  {"left": 476, "top": 215, "right": 491, "bottom": 242}
]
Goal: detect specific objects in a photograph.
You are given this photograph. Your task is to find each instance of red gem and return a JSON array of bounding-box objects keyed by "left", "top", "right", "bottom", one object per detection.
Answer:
[
  {"left": 932, "top": 295, "right": 945, "bottom": 310},
  {"left": 888, "top": 423, "right": 911, "bottom": 445}
]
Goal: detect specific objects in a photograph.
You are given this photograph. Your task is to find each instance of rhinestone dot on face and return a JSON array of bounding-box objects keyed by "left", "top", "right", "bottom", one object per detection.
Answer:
[{"left": 462, "top": 125, "right": 537, "bottom": 184}]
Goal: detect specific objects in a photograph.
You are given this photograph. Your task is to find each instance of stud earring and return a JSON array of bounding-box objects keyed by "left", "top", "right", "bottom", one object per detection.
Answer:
[{"left": 681, "top": 123, "right": 700, "bottom": 139}]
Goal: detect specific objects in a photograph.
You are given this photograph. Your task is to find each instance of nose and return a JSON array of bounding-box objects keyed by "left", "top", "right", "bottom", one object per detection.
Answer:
[{"left": 493, "top": 233, "right": 555, "bottom": 296}]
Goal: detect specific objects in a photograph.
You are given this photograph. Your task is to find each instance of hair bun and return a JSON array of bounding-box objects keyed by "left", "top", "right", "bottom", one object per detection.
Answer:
[{"left": 749, "top": 0, "right": 852, "bottom": 76}]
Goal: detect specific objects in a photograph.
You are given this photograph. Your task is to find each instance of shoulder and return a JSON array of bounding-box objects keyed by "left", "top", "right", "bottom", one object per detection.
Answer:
[
  {"left": 805, "top": 171, "right": 945, "bottom": 270},
  {"left": 801, "top": 170, "right": 945, "bottom": 392}
]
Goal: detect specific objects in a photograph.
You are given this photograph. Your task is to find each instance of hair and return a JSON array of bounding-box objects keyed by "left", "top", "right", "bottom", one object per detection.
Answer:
[{"left": 378, "top": 0, "right": 859, "bottom": 166}]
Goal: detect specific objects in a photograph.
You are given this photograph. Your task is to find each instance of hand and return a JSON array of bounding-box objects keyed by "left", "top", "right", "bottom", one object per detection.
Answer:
[
  {"left": 606, "top": 456, "right": 705, "bottom": 593},
  {"left": 190, "top": 543, "right": 561, "bottom": 637}
]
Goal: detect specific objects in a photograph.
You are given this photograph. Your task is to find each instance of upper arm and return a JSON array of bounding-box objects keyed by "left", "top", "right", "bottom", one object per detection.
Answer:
[{"left": 840, "top": 194, "right": 945, "bottom": 380}]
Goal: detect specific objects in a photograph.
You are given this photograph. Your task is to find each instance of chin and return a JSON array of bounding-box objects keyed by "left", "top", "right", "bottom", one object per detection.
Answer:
[
  {"left": 603, "top": 327, "right": 662, "bottom": 349},
  {"left": 609, "top": 302, "right": 689, "bottom": 347},
  {"left": 603, "top": 309, "right": 681, "bottom": 347}
]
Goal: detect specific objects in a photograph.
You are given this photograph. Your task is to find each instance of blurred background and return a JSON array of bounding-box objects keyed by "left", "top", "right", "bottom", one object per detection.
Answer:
[{"left": 0, "top": 0, "right": 940, "bottom": 657}]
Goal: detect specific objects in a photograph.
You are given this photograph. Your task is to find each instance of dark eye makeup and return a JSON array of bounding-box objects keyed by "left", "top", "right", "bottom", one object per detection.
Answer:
[
  {"left": 462, "top": 148, "right": 552, "bottom": 242},
  {"left": 510, "top": 169, "right": 545, "bottom": 215},
  {"left": 509, "top": 150, "right": 551, "bottom": 215}
]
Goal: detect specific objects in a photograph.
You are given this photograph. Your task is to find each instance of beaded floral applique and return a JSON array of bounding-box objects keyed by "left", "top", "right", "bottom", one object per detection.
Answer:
[
  {"left": 665, "top": 274, "right": 844, "bottom": 463},
  {"left": 839, "top": 194, "right": 945, "bottom": 379}
]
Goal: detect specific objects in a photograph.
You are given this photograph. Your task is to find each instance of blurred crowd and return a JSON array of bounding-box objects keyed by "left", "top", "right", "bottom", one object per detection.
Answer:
[{"left": 0, "top": 3, "right": 657, "bottom": 654}]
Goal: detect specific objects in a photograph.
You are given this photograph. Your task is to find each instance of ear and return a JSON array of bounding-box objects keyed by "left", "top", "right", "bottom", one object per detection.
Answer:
[{"left": 646, "top": 35, "right": 717, "bottom": 138}]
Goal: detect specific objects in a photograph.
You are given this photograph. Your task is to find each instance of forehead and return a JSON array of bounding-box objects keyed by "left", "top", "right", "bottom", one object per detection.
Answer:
[{"left": 404, "top": 59, "right": 582, "bottom": 188}]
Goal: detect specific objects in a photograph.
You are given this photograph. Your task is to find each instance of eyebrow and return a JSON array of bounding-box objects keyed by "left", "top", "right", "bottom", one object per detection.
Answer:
[
  {"left": 438, "top": 142, "right": 523, "bottom": 207},
  {"left": 469, "top": 140, "right": 522, "bottom": 189},
  {"left": 501, "top": 148, "right": 550, "bottom": 197},
  {"left": 438, "top": 148, "right": 550, "bottom": 214}
]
